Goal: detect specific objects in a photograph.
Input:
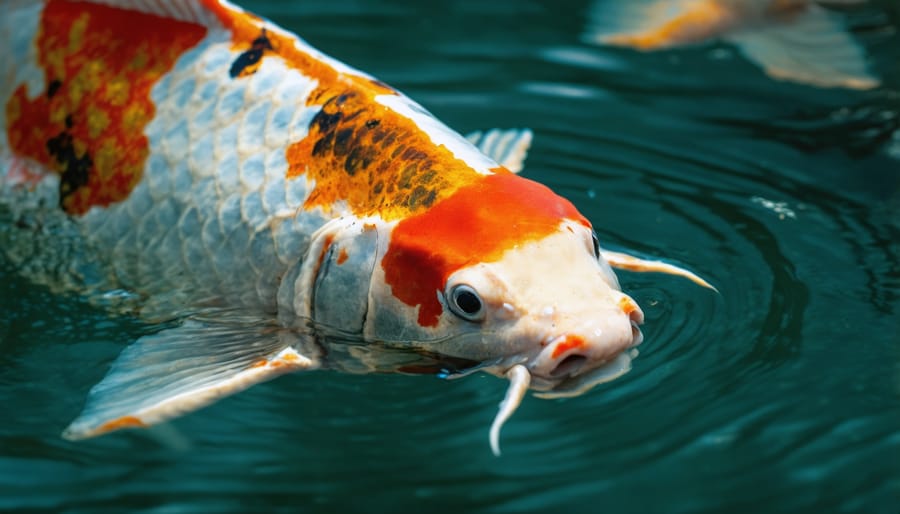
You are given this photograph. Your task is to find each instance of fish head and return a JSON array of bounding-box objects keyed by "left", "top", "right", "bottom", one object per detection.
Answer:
[
  {"left": 436, "top": 219, "right": 645, "bottom": 395},
  {"left": 365, "top": 172, "right": 644, "bottom": 396}
]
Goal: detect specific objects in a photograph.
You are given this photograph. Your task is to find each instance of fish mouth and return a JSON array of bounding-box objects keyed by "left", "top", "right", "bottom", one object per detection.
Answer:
[
  {"left": 488, "top": 349, "right": 637, "bottom": 457},
  {"left": 532, "top": 350, "right": 636, "bottom": 399},
  {"left": 487, "top": 321, "right": 643, "bottom": 455},
  {"left": 529, "top": 319, "right": 644, "bottom": 397},
  {"left": 487, "top": 351, "right": 637, "bottom": 456}
]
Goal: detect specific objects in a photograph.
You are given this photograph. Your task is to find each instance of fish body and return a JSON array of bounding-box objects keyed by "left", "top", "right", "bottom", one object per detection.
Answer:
[
  {"left": 1, "top": 0, "right": 711, "bottom": 452},
  {"left": 585, "top": 0, "right": 880, "bottom": 89}
]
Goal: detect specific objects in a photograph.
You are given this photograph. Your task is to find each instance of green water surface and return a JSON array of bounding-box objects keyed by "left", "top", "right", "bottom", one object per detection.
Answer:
[{"left": 1, "top": 1, "right": 898, "bottom": 512}]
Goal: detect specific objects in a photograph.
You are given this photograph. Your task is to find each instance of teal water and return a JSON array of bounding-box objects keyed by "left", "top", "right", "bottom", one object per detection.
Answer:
[{"left": 2, "top": 1, "right": 899, "bottom": 512}]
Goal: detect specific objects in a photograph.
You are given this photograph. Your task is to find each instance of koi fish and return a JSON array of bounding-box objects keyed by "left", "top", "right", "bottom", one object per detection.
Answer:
[
  {"left": 0, "top": 0, "right": 713, "bottom": 455},
  {"left": 584, "top": 0, "right": 880, "bottom": 90}
]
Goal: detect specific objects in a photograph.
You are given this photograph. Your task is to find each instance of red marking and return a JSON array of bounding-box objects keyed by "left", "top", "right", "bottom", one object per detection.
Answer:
[
  {"left": 5, "top": 1, "right": 206, "bottom": 214},
  {"left": 551, "top": 335, "right": 586, "bottom": 359},
  {"left": 98, "top": 415, "right": 146, "bottom": 433},
  {"left": 316, "top": 234, "right": 336, "bottom": 270},
  {"left": 618, "top": 296, "right": 637, "bottom": 315},
  {"left": 248, "top": 359, "right": 268, "bottom": 369},
  {"left": 270, "top": 353, "right": 299, "bottom": 368},
  {"left": 337, "top": 248, "right": 349, "bottom": 265},
  {"left": 382, "top": 173, "right": 590, "bottom": 327},
  {"left": 6, "top": 157, "right": 48, "bottom": 186}
]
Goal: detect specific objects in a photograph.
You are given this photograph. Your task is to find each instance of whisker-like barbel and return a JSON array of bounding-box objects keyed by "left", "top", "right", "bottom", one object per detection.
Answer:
[
  {"left": 601, "top": 250, "right": 718, "bottom": 291},
  {"left": 490, "top": 364, "right": 531, "bottom": 457}
]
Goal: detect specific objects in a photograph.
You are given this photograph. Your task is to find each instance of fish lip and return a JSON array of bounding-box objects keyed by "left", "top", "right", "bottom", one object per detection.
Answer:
[
  {"left": 528, "top": 321, "right": 643, "bottom": 396},
  {"left": 532, "top": 350, "right": 636, "bottom": 399},
  {"left": 443, "top": 318, "right": 644, "bottom": 393}
]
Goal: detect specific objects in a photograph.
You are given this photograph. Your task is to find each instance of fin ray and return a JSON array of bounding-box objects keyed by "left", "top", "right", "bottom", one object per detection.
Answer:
[
  {"left": 466, "top": 129, "right": 533, "bottom": 174},
  {"left": 725, "top": 5, "right": 879, "bottom": 89},
  {"left": 63, "top": 318, "right": 319, "bottom": 440}
]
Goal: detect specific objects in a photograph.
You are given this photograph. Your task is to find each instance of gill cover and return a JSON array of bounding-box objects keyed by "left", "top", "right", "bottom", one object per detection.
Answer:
[{"left": 307, "top": 219, "right": 379, "bottom": 335}]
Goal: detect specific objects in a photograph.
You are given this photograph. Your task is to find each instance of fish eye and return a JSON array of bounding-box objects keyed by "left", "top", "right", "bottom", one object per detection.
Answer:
[
  {"left": 448, "top": 284, "right": 485, "bottom": 322},
  {"left": 591, "top": 230, "right": 601, "bottom": 258}
]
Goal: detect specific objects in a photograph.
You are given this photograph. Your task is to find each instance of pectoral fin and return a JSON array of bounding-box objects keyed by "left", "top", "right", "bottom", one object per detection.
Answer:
[
  {"left": 725, "top": 5, "right": 879, "bottom": 90},
  {"left": 466, "top": 128, "right": 533, "bottom": 173},
  {"left": 601, "top": 250, "right": 717, "bottom": 291},
  {"left": 63, "top": 319, "right": 319, "bottom": 440}
]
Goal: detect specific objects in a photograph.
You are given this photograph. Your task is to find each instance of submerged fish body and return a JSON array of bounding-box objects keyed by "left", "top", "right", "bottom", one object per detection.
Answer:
[
  {"left": 1, "top": 0, "right": 711, "bottom": 452},
  {"left": 585, "top": 0, "right": 881, "bottom": 90}
]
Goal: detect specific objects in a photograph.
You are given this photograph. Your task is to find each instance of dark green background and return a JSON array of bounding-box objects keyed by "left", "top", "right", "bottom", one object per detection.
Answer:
[{"left": 2, "top": 1, "right": 898, "bottom": 512}]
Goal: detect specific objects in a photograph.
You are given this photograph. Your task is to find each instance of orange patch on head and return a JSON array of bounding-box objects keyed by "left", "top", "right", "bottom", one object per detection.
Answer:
[
  {"left": 382, "top": 173, "right": 590, "bottom": 327},
  {"left": 98, "top": 415, "right": 146, "bottom": 433},
  {"left": 337, "top": 248, "right": 349, "bottom": 265},
  {"left": 5, "top": 1, "right": 206, "bottom": 214},
  {"left": 551, "top": 335, "right": 586, "bottom": 359}
]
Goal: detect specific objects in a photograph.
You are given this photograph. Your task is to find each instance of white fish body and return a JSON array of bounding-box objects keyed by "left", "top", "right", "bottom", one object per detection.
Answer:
[{"left": 1, "top": 0, "right": 713, "bottom": 452}]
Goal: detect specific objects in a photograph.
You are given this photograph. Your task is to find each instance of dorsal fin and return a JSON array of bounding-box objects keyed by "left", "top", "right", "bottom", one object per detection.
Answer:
[{"left": 466, "top": 129, "right": 533, "bottom": 174}]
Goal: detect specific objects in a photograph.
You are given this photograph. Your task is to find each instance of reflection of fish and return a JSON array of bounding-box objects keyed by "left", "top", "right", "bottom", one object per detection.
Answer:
[
  {"left": 1, "top": 0, "right": 712, "bottom": 454},
  {"left": 585, "top": 0, "right": 880, "bottom": 89}
]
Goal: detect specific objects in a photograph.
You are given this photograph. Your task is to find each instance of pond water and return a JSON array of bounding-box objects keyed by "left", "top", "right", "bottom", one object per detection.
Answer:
[{"left": 1, "top": 0, "right": 898, "bottom": 512}]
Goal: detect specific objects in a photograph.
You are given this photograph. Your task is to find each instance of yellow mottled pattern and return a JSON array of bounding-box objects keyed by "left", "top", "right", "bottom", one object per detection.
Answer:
[
  {"left": 285, "top": 91, "right": 483, "bottom": 220},
  {"left": 205, "top": 0, "right": 484, "bottom": 221},
  {"left": 4, "top": 0, "right": 206, "bottom": 214}
]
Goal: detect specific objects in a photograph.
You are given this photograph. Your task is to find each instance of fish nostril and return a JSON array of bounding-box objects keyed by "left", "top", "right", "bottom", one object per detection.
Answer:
[
  {"left": 550, "top": 354, "right": 588, "bottom": 377},
  {"left": 631, "top": 322, "right": 643, "bottom": 347},
  {"left": 628, "top": 306, "right": 644, "bottom": 325}
]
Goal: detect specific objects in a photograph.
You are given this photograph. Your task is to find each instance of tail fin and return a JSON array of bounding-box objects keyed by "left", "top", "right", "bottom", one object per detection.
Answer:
[
  {"left": 583, "top": 0, "right": 880, "bottom": 89},
  {"left": 582, "top": 0, "right": 729, "bottom": 50},
  {"left": 725, "top": 4, "right": 879, "bottom": 89}
]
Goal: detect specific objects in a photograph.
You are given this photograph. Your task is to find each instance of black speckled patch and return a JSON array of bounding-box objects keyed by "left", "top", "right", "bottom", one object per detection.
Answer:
[
  {"left": 46, "top": 120, "right": 92, "bottom": 207},
  {"left": 229, "top": 30, "right": 273, "bottom": 78}
]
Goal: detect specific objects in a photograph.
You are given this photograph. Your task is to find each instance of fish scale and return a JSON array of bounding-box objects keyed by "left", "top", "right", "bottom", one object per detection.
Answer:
[
  {"left": 63, "top": 32, "right": 325, "bottom": 314},
  {"left": 1, "top": 0, "right": 711, "bottom": 452}
]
